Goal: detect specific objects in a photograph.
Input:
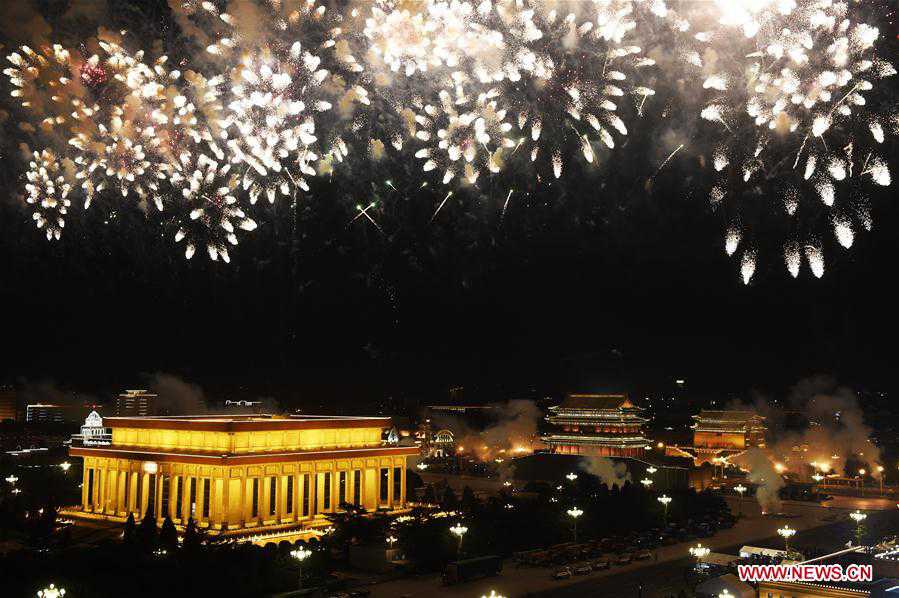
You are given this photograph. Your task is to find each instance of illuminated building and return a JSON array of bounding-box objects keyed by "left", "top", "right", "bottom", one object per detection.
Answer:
[
  {"left": 68, "top": 414, "right": 418, "bottom": 542},
  {"left": 692, "top": 410, "right": 766, "bottom": 453},
  {"left": 0, "top": 387, "right": 17, "bottom": 421},
  {"left": 114, "top": 390, "right": 159, "bottom": 417},
  {"left": 541, "top": 393, "right": 649, "bottom": 457}
]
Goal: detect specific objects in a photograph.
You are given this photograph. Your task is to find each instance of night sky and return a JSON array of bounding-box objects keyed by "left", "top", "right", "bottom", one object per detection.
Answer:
[{"left": 1, "top": 1, "right": 897, "bottom": 407}]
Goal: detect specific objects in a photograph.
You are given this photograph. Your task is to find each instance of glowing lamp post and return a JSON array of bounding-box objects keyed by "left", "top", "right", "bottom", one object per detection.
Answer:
[
  {"left": 690, "top": 544, "right": 710, "bottom": 568},
  {"left": 5, "top": 475, "right": 18, "bottom": 485},
  {"left": 565, "top": 472, "right": 578, "bottom": 482},
  {"left": 640, "top": 478, "right": 653, "bottom": 489},
  {"left": 386, "top": 535, "right": 397, "bottom": 547},
  {"left": 734, "top": 484, "right": 747, "bottom": 517},
  {"left": 416, "top": 462, "right": 428, "bottom": 471},
  {"left": 646, "top": 466, "right": 658, "bottom": 475},
  {"left": 850, "top": 510, "right": 867, "bottom": 546},
  {"left": 481, "top": 591, "right": 505, "bottom": 598},
  {"left": 658, "top": 495, "right": 672, "bottom": 525},
  {"left": 59, "top": 462, "right": 71, "bottom": 472},
  {"left": 777, "top": 526, "right": 796, "bottom": 553},
  {"left": 37, "top": 584, "right": 65, "bottom": 598},
  {"left": 719, "top": 590, "right": 734, "bottom": 598},
  {"left": 877, "top": 466, "right": 885, "bottom": 494},
  {"left": 450, "top": 523, "right": 468, "bottom": 557},
  {"left": 567, "top": 507, "right": 584, "bottom": 543},
  {"left": 291, "top": 547, "right": 312, "bottom": 589}
]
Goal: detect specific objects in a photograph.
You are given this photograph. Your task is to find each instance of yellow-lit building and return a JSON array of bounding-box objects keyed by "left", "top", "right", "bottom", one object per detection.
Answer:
[
  {"left": 69, "top": 414, "right": 418, "bottom": 542},
  {"left": 693, "top": 410, "right": 766, "bottom": 451}
]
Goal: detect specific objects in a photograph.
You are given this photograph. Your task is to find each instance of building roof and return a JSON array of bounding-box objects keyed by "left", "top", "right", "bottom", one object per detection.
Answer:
[
  {"left": 101, "top": 414, "right": 392, "bottom": 432},
  {"left": 557, "top": 393, "right": 634, "bottom": 410},
  {"left": 694, "top": 410, "right": 765, "bottom": 422}
]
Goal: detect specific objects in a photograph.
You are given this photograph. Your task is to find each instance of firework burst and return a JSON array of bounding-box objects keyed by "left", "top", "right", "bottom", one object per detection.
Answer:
[
  {"left": 472, "top": 0, "right": 656, "bottom": 179},
  {"left": 695, "top": 0, "right": 894, "bottom": 281},
  {"left": 23, "top": 149, "right": 73, "bottom": 241},
  {"left": 168, "top": 151, "right": 258, "bottom": 262},
  {"left": 412, "top": 84, "right": 516, "bottom": 185}
]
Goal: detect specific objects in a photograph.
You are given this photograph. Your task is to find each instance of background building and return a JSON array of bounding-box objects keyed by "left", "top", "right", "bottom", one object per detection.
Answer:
[
  {"left": 692, "top": 409, "right": 766, "bottom": 459},
  {"left": 542, "top": 393, "right": 649, "bottom": 457},
  {"left": 0, "top": 386, "right": 17, "bottom": 421},
  {"left": 68, "top": 413, "right": 418, "bottom": 543},
  {"left": 114, "top": 389, "right": 159, "bottom": 417}
]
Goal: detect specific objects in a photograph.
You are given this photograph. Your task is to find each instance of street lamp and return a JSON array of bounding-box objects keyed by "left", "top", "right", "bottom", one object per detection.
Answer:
[
  {"left": 450, "top": 523, "right": 468, "bottom": 557},
  {"left": 59, "top": 462, "right": 71, "bottom": 472},
  {"left": 567, "top": 507, "right": 584, "bottom": 543},
  {"left": 640, "top": 478, "right": 653, "bottom": 489},
  {"left": 5, "top": 475, "right": 18, "bottom": 485},
  {"left": 416, "top": 462, "right": 428, "bottom": 471},
  {"left": 646, "top": 466, "right": 658, "bottom": 475},
  {"left": 386, "top": 535, "right": 397, "bottom": 547},
  {"left": 37, "top": 585, "right": 65, "bottom": 598},
  {"left": 877, "top": 466, "right": 885, "bottom": 494},
  {"left": 733, "top": 484, "right": 747, "bottom": 517},
  {"left": 850, "top": 510, "right": 867, "bottom": 546},
  {"left": 291, "top": 547, "right": 312, "bottom": 589},
  {"left": 690, "top": 544, "right": 710, "bottom": 568},
  {"left": 777, "top": 526, "right": 796, "bottom": 553},
  {"left": 658, "top": 495, "right": 672, "bottom": 525},
  {"left": 482, "top": 592, "right": 505, "bottom": 598},
  {"left": 566, "top": 472, "right": 578, "bottom": 482},
  {"left": 719, "top": 590, "right": 734, "bottom": 598}
]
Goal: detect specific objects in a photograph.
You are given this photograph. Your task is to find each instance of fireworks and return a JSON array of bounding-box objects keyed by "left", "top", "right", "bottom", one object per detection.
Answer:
[
  {"left": 413, "top": 85, "right": 515, "bottom": 185},
  {"left": 695, "top": 0, "right": 895, "bottom": 281},
  {"left": 473, "top": 0, "right": 656, "bottom": 179},
  {"left": 23, "top": 150, "right": 72, "bottom": 241},
  {"left": 169, "top": 152, "right": 257, "bottom": 262},
  {"left": 225, "top": 46, "right": 325, "bottom": 204},
  {"left": 0, "top": 0, "right": 894, "bottom": 273}
]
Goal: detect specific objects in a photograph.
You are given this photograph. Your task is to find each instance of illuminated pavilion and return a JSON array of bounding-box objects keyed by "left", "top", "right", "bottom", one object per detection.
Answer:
[
  {"left": 692, "top": 410, "right": 766, "bottom": 454},
  {"left": 541, "top": 393, "right": 649, "bottom": 458},
  {"left": 68, "top": 413, "right": 418, "bottom": 543}
]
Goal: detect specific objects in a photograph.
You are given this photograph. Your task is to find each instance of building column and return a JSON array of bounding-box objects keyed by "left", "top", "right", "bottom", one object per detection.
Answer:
[
  {"left": 291, "top": 474, "right": 299, "bottom": 522},
  {"left": 400, "top": 465, "right": 407, "bottom": 506},
  {"left": 238, "top": 475, "right": 246, "bottom": 527},
  {"left": 275, "top": 475, "right": 284, "bottom": 522},
  {"left": 387, "top": 467, "right": 394, "bottom": 507},
  {"left": 220, "top": 474, "right": 229, "bottom": 529},
  {"left": 81, "top": 466, "right": 90, "bottom": 510}
]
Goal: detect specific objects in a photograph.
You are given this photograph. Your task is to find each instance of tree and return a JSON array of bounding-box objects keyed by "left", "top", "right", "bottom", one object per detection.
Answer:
[
  {"left": 137, "top": 511, "right": 157, "bottom": 550},
  {"left": 441, "top": 486, "right": 459, "bottom": 511},
  {"left": 160, "top": 515, "right": 178, "bottom": 550},
  {"left": 422, "top": 484, "right": 437, "bottom": 505},
  {"left": 183, "top": 516, "right": 203, "bottom": 551},
  {"left": 461, "top": 486, "right": 477, "bottom": 513},
  {"left": 123, "top": 512, "right": 136, "bottom": 544}
]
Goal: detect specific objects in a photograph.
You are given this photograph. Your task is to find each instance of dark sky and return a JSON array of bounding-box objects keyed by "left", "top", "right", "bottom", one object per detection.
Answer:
[{"left": 1, "top": 0, "right": 897, "bottom": 407}]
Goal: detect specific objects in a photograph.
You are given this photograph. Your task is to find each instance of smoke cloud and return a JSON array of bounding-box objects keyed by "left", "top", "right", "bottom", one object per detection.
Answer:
[
  {"left": 147, "top": 372, "right": 208, "bottom": 415},
  {"left": 579, "top": 457, "right": 631, "bottom": 489}
]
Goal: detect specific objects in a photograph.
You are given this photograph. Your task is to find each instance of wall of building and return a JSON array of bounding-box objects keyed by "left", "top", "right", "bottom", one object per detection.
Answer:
[
  {"left": 79, "top": 453, "right": 409, "bottom": 532},
  {"left": 693, "top": 431, "right": 747, "bottom": 450},
  {"left": 110, "top": 425, "right": 384, "bottom": 454}
]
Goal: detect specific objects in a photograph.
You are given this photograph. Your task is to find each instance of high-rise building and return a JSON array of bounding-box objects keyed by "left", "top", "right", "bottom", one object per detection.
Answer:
[
  {"left": 541, "top": 393, "right": 649, "bottom": 457},
  {"left": 115, "top": 389, "right": 159, "bottom": 417}
]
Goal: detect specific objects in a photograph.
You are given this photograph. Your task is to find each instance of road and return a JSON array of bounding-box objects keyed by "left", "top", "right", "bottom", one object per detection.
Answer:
[{"left": 367, "top": 496, "right": 897, "bottom": 598}]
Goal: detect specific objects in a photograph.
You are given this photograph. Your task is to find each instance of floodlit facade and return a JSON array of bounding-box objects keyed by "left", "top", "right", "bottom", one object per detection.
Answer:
[
  {"left": 542, "top": 393, "right": 649, "bottom": 458},
  {"left": 69, "top": 414, "right": 418, "bottom": 542},
  {"left": 692, "top": 410, "right": 766, "bottom": 452}
]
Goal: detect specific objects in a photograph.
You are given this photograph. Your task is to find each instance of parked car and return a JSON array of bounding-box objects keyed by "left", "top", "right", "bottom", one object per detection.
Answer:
[
  {"left": 592, "top": 559, "right": 610, "bottom": 570},
  {"left": 553, "top": 567, "right": 572, "bottom": 580},
  {"left": 574, "top": 564, "right": 593, "bottom": 575},
  {"left": 635, "top": 549, "right": 653, "bottom": 561}
]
